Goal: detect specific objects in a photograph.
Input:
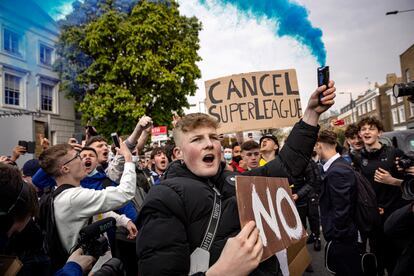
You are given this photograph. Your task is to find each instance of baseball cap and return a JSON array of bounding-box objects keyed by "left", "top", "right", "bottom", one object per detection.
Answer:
[{"left": 260, "top": 134, "right": 279, "bottom": 147}]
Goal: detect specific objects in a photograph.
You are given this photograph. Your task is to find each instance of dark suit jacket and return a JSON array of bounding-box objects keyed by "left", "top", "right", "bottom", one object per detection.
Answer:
[{"left": 320, "top": 157, "right": 358, "bottom": 242}]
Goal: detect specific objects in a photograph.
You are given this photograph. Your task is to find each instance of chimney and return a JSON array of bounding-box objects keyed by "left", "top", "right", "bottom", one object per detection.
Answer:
[{"left": 386, "top": 73, "right": 397, "bottom": 85}]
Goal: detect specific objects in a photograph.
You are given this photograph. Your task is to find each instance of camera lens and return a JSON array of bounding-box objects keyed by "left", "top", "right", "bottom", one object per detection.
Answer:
[{"left": 393, "top": 82, "right": 414, "bottom": 98}]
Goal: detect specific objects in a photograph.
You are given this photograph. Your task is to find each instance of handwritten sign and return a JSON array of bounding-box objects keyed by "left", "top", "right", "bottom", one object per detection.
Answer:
[
  {"left": 205, "top": 70, "right": 302, "bottom": 134},
  {"left": 235, "top": 176, "right": 306, "bottom": 261}
]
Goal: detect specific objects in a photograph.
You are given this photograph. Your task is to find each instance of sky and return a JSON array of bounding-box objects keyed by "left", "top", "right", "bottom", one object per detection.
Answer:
[
  {"left": 36, "top": 0, "right": 414, "bottom": 113},
  {"left": 177, "top": 0, "right": 414, "bottom": 113}
]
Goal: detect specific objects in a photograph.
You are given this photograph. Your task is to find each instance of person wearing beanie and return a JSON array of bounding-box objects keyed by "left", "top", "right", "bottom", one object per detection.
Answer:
[
  {"left": 22, "top": 159, "right": 41, "bottom": 193},
  {"left": 259, "top": 134, "right": 279, "bottom": 166}
]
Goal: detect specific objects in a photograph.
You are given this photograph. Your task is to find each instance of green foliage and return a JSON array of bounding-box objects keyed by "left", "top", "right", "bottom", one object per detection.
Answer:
[{"left": 58, "top": 0, "right": 202, "bottom": 137}]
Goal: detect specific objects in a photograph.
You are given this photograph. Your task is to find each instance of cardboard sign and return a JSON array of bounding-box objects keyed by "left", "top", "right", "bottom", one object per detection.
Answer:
[
  {"left": 235, "top": 176, "right": 306, "bottom": 261},
  {"left": 205, "top": 70, "right": 302, "bottom": 134},
  {"left": 0, "top": 255, "right": 23, "bottom": 276},
  {"left": 287, "top": 238, "right": 311, "bottom": 276}
]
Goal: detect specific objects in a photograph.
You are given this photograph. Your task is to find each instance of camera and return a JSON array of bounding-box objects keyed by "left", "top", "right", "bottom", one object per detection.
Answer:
[
  {"left": 77, "top": 218, "right": 116, "bottom": 259},
  {"left": 398, "top": 152, "right": 414, "bottom": 170},
  {"left": 401, "top": 177, "right": 414, "bottom": 201},
  {"left": 393, "top": 81, "right": 414, "bottom": 98}
]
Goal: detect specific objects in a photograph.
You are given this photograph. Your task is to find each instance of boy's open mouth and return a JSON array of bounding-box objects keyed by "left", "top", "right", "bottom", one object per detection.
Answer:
[
  {"left": 85, "top": 160, "right": 92, "bottom": 168},
  {"left": 202, "top": 154, "right": 215, "bottom": 163}
]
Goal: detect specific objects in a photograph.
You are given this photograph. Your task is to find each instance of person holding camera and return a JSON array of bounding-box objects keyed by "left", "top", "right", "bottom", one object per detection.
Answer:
[
  {"left": 383, "top": 161, "right": 414, "bottom": 276},
  {"left": 55, "top": 248, "right": 96, "bottom": 276},
  {"left": 355, "top": 116, "right": 408, "bottom": 276}
]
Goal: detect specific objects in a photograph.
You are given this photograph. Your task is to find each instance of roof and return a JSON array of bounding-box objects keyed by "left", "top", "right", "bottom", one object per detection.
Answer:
[{"left": 0, "top": 0, "right": 59, "bottom": 35}]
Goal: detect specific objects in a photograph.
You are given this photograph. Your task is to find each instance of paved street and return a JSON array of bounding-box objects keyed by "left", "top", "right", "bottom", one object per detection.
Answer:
[{"left": 303, "top": 235, "right": 331, "bottom": 276}]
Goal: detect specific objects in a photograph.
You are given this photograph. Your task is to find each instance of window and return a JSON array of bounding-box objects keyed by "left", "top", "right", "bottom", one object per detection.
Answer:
[
  {"left": 406, "top": 69, "right": 411, "bottom": 82},
  {"left": 392, "top": 108, "right": 399, "bottom": 124},
  {"left": 399, "top": 106, "right": 406, "bottom": 123},
  {"left": 40, "top": 83, "right": 54, "bottom": 111},
  {"left": 367, "top": 101, "right": 372, "bottom": 112},
  {"left": 410, "top": 102, "right": 414, "bottom": 117},
  {"left": 390, "top": 95, "right": 396, "bottom": 105},
  {"left": 4, "top": 73, "right": 21, "bottom": 106},
  {"left": 3, "top": 28, "right": 21, "bottom": 56},
  {"left": 362, "top": 104, "right": 366, "bottom": 114},
  {"left": 372, "top": 99, "right": 376, "bottom": 110},
  {"left": 39, "top": 44, "right": 53, "bottom": 66}
]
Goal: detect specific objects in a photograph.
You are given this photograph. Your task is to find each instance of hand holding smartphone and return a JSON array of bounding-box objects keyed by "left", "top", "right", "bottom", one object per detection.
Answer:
[{"left": 317, "top": 66, "right": 330, "bottom": 104}]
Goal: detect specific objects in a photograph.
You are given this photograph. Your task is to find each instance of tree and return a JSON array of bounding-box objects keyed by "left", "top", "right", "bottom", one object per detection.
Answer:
[
  {"left": 55, "top": 0, "right": 139, "bottom": 100},
  {"left": 56, "top": 0, "right": 202, "bottom": 137}
]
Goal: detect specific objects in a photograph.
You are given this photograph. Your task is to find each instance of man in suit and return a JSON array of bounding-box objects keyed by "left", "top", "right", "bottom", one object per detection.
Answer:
[{"left": 315, "top": 130, "right": 362, "bottom": 276}]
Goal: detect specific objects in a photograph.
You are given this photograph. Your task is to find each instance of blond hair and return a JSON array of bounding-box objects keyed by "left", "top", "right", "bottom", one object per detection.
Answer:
[{"left": 173, "top": 113, "right": 219, "bottom": 145}]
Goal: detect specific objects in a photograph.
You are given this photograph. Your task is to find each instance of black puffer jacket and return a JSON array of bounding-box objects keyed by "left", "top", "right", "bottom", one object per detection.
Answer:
[{"left": 136, "top": 120, "right": 319, "bottom": 276}]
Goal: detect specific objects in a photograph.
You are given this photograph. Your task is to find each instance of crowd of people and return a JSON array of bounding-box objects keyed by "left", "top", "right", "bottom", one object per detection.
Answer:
[{"left": 1, "top": 80, "right": 413, "bottom": 276}]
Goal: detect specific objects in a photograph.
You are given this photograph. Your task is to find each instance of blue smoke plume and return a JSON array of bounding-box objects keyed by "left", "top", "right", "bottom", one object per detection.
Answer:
[
  {"left": 33, "top": 0, "right": 76, "bottom": 19},
  {"left": 34, "top": 0, "right": 326, "bottom": 64},
  {"left": 33, "top": 0, "right": 141, "bottom": 24},
  {"left": 199, "top": 0, "right": 326, "bottom": 65}
]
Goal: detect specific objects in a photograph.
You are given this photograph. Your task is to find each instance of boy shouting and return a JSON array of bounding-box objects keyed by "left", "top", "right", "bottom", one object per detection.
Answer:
[{"left": 136, "top": 81, "right": 336, "bottom": 275}]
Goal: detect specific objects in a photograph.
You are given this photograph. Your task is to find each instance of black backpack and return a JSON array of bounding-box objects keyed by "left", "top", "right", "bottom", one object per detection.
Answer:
[
  {"left": 336, "top": 163, "right": 381, "bottom": 234},
  {"left": 38, "top": 184, "right": 75, "bottom": 272}
]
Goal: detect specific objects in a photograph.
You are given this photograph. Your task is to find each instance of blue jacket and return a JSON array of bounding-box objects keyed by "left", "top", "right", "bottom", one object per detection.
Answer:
[{"left": 54, "top": 262, "right": 82, "bottom": 276}]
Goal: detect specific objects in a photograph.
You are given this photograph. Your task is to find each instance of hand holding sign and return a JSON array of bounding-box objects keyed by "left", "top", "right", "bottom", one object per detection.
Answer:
[
  {"left": 206, "top": 221, "right": 263, "bottom": 276},
  {"left": 235, "top": 176, "right": 306, "bottom": 261}
]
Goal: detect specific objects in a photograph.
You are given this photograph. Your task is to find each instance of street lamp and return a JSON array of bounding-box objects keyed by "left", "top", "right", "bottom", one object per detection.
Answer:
[
  {"left": 339, "top": 92, "right": 355, "bottom": 123},
  {"left": 386, "top": 9, "right": 414, "bottom": 15}
]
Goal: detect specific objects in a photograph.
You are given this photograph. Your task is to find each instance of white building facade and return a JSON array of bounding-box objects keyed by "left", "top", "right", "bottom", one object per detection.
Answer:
[{"left": 0, "top": 0, "right": 75, "bottom": 166}]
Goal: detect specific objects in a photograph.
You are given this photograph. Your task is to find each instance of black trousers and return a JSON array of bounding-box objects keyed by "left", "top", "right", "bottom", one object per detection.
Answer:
[
  {"left": 326, "top": 240, "right": 363, "bottom": 276},
  {"left": 296, "top": 196, "right": 320, "bottom": 237},
  {"left": 369, "top": 225, "right": 401, "bottom": 276}
]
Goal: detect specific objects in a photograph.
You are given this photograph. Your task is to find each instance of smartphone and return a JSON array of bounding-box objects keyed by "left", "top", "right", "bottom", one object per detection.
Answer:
[
  {"left": 18, "top": 141, "right": 35, "bottom": 154},
  {"left": 18, "top": 140, "right": 28, "bottom": 150},
  {"left": 111, "top": 132, "right": 120, "bottom": 148},
  {"left": 73, "top": 133, "right": 84, "bottom": 144},
  {"left": 26, "top": 142, "right": 36, "bottom": 154},
  {"left": 317, "top": 66, "right": 330, "bottom": 103}
]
